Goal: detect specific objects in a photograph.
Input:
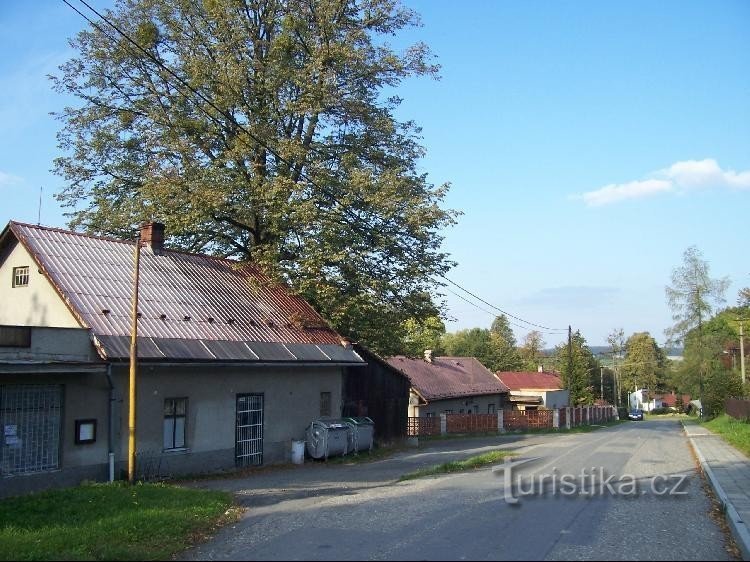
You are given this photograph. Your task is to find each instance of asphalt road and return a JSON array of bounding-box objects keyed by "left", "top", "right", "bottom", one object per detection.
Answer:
[{"left": 182, "top": 419, "right": 735, "bottom": 561}]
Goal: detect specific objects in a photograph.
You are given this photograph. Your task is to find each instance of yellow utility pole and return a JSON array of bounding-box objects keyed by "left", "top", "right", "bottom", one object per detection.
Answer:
[{"left": 128, "top": 234, "right": 142, "bottom": 483}]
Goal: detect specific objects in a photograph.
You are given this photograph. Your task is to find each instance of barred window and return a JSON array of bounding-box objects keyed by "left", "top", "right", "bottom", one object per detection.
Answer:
[
  {"left": 320, "top": 392, "right": 331, "bottom": 417},
  {"left": 12, "top": 266, "right": 29, "bottom": 288},
  {"left": 488, "top": 404, "right": 496, "bottom": 414},
  {"left": 163, "top": 398, "right": 187, "bottom": 450}
]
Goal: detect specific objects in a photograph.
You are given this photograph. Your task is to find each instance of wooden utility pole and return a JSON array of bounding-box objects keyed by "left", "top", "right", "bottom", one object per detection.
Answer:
[
  {"left": 740, "top": 320, "right": 746, "bottom": 386},
  {"left": 128, "top": 234, "right": 142, "bottom": 483}
]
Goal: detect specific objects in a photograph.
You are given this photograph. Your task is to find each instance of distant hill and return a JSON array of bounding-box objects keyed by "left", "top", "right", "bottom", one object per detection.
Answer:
[{"left": 542, "top": 345, "right": 683, "bottom": 358}]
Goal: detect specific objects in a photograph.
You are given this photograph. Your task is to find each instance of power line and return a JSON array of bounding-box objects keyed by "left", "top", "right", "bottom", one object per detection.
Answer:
[{"left": 63, "top": 0, "right": 569, "bottom": 335}]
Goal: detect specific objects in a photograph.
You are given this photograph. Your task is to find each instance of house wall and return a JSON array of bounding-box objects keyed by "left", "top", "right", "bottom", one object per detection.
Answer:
[
  {"left": 0, "top": 327, "right": 98, "bottom": 363},
  {"left": 110, "top": 364, "right": 344, "bottom": 477},
  {"left": 541, "top": 390, "right": 570, "bottom": 409},
  {"left": 0, "top": 372, "right": 111, "bottom": 498},
  {"left": 0, "top": 240, "right": 80, "bottom": 328},
  {"left": 415, "top": 394, "right": 506, "bottom": 417}
]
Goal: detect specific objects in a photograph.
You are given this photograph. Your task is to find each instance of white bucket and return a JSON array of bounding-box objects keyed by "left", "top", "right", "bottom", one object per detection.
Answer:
[{"left": 291, "top": 440, "right": 305, "bottom": 465}]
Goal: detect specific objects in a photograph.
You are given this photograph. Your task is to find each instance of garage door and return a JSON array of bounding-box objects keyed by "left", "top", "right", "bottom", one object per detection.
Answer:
[{"left": 0, "top": 385, "right": 62, "bottom": 475}]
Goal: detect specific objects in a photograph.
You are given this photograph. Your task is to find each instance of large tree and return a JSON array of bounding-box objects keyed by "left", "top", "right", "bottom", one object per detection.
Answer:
[
  {"left": 665, "top": 246, "right": 730, "bottom": 415},
  {"left": 51, "top": 0, "right": 457, "bottom": 355},
  {"left": 554, "top": 330, "right": 598, "bottom": 405},
  {"left": 518, "top": 330, "right": 546, "bottom": 371},
  {"left": 441, "top": 317, "right": 522, "bottom": 373},
  {"left": 619, "top": 332, "right": 666, "bottom": 397}
]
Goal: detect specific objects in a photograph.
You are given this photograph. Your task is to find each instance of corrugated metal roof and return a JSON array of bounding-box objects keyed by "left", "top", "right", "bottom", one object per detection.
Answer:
[
  {"left": 496, "top": 371, "right": 563, "bottom": 391},
  {"left": 386, "top": 356, "right": 509, "bottom": 401},
  {"left": 8, "top": 222, "right": 363, "bottom": 364}
]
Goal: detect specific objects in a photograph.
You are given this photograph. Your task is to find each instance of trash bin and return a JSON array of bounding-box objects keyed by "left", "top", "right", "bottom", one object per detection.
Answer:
[
  {"left": 291, "top": 439, "right": 305, "bottom": 464},
  {"left": 344, "top": 417, "right": 375, "bottom": 452},
  {"left": 305, "top": 420, "right": 351, "bottom": 460}
]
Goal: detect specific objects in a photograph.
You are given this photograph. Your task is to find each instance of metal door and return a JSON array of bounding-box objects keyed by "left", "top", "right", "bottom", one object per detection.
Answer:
[
  {"left": 235, "top": 394, "right": 263, "bottom": 467},
  {"left": 0, "top": 384, "right": 62, "bottom": 475}
]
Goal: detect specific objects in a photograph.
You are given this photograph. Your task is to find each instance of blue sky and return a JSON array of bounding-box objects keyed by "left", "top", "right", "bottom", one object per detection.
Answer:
[{"left": 1, "top": 0, "right": 749, "bottom": 347}]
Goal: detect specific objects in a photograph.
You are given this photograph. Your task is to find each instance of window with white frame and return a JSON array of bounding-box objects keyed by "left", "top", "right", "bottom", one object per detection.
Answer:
[
  {"left": 163, "top": 398, "right": 187, "bottom": 450},
  {"left": 12, "top": 266, "right": 29, "bottom": 288}
]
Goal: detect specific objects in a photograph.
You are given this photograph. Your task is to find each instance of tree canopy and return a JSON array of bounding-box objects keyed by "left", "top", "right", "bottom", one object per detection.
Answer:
[
  {"left": 442, "top": 315, "right": 522, "bottom": 372},
  {"left": 52, "top": 0, "right": 457, "bottom": 355},
  {"left": 619, "top": 332, "right": 666, "bottom": 396},
  {"left": 553, "top": 330, "right": 598, "bottom": 405}
]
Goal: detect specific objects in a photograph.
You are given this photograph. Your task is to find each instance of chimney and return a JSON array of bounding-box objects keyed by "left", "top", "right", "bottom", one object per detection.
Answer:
[
  {"left": 538, "top": 365, "right": 544, "bottom": 373},
  {"left": 424, "top": 349, "right": 433, "bottom": 363},
  {"left": 140, "top": 222, "right": 165, "bottom": 253}
]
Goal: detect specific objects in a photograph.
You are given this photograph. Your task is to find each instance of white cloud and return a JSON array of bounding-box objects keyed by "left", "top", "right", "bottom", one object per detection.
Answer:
[
  {"left": 579, "top": 159, "right": 750, "bottom": 207},
  {"left": 0, "top": 171, "right": 23, "bottom": 188}
]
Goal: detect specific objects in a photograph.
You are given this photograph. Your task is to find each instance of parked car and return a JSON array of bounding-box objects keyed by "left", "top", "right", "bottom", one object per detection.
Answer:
[{"left": 628, "top": 409, "right": 644, "bottom": 421}]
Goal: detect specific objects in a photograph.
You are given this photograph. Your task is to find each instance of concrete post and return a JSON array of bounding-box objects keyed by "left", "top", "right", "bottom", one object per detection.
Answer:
[
  {"left": 553, "top": 408, "right": 560, "bottom": 430},
  {"left": 566, "top": 407, "right": 571, "bottom": 429},
  {"left": 440, "top": 413, "right": 447, "bottom": 436},
  {"left": 497, "top": 410, "right": 504, "bottom": 433}
]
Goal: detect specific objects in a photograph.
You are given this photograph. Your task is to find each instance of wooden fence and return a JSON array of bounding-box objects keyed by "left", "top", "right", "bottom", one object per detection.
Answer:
[
  {"left": 726, "top": 397, "right": 750, "bottom": 421},
  {"left": 407, "top": 405, "right": 617, "bottom": 437}
]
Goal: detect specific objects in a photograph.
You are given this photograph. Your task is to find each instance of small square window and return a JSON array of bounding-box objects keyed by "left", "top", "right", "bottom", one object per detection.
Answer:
[
  {"left": 75, "top": 419, "right": 97, "bottom": 444},
  {"left": 12, "top": 266, "right": 29, "bottom": 288}
]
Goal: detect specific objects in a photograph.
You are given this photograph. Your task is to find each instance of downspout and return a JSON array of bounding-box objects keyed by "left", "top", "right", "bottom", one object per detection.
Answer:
[{"left": 105, "top": 363, "right": 115, "bottom": 482}]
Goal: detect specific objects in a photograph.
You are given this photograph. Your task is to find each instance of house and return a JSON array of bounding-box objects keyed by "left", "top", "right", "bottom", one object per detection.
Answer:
[
  {"left": 495, "top": 370, "right": 569, "bottom": 410},
  {"left": 0, "top": 221, "right": 365, "bottom": 496},
  {"left": 658, "top": 391, "right": 691, "bottom": 412},
  {"left": 628, "top": 388, "right": 665, "bottom": 412},
  {"left": 386, "top": 351, "right": 509, "bottom": 417},
  {"left": 342, "top": 344, "right": 410, "bottom": 443}
]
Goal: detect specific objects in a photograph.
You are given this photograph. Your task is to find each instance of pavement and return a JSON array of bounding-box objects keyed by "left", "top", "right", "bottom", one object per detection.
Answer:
[{"left": 684, "top": 420, "right": 750, "bottom": 561}]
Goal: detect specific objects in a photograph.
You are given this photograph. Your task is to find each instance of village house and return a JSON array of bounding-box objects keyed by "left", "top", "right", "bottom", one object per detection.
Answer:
[
  {"left": 387, "top": 351, "right": 509, "bottom": 417},
  {"left": 495, "top": 369, "right": 570, "bottom": 411},
  {"left": 0, "top": 221, "right": 366, "bottom": 496}
]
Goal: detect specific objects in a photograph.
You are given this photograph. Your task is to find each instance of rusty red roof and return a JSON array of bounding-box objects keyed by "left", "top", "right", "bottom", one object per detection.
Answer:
[
  {"left": 3, "top": 221, "right": 362, "bottom": 364},
  {"left": 386, "top": 356, "right": 509, "bottom": 401},
  {"left": 496, "top": 371, "right": 563, "bottom": 391}
]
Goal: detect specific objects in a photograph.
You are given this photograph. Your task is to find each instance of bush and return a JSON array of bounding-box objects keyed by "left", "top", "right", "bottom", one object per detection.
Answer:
[{"left": 649, "top": 407, "right": 671, "bottom": 415}]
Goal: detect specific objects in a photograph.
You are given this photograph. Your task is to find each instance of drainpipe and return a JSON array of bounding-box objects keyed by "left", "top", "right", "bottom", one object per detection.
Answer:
[{"left": 105, "top": 364, "right": 115, "bottom": 483}]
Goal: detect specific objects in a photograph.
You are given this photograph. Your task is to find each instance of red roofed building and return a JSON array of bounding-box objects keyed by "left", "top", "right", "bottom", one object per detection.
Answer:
[
  {"left": 387, "top": 351, "right": 509, "bottom": 417},
  {"left": 495, "top": 370, "right": 570, "bottom": 410},
  {"left": 0, "top": 221, "right": 366, "bottom": 495}
]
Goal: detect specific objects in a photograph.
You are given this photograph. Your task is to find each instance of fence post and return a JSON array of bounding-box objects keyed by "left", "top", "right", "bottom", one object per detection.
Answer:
[
  {"left": 553, "top": 408, "right": 560, "bottom": 430},
  {"left": 497, "top": 410, "right": 504, "bottom": 433},
  {"left": 565, "top": 407, "right": 571, "bottom": 429},
  {"left": 440, "top": 413, "right": 447, "bottom": 436}
]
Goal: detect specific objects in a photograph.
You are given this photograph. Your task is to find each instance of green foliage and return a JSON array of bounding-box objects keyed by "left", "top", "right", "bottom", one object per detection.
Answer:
[
  {"left": 398, "top": 449, "right": 515, "bottom": 481},
  {"left": 0, "top": 482, "right": 233, "bottom": 561},
  {"left": 442, "top": 315, "right": 522, "bottom": 372},
  {"left": 50, "top": 0, "right": 457, "bottom": 356},
  {"left": 401, "top": 315, "right": 446, "bottom": 357},
  {"left": 518, "top": 330, "right": 546, "bottom": 371},
  {"left": 553, "top": 330, "right": 598, "bottom": 405},
  {"left": 620, "top": 332, "right": 666, "bottom": 395},
  {"left": 703, "top": 414, "right": 750, "bottom": 458}
]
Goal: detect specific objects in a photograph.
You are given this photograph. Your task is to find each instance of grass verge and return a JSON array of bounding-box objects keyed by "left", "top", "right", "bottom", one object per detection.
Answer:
[
  {"left": 398, "top": 449, "right": 516, "bottom": 482},
  {"left": 703, "top": 414, "right": 750, "bottom": 458},
  {"left": 0, "top": 481, "right": 237, "bottom": 561}
]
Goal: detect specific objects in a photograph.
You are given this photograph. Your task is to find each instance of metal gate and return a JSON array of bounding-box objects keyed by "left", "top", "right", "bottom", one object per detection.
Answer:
[
  {"left": 0, "top": 384, "right": 62, "bottom": 475},
  {"left": 236, "top": 394, "right": 263, "bottom": 467}
]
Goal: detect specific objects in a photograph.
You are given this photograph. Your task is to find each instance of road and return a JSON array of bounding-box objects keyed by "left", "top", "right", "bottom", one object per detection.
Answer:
[{"left": 183, "top": 419, "right": 735, "bottom": 561}]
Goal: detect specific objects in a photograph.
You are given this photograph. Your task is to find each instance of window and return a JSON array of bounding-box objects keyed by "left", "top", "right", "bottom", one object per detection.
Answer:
[
  {"left": 444, "top": 409, "right": 453, "bottom": 415},
  {"left": 488, "top": 404, "right": 496, "bottom": 414},
  {"left": 163, "top": 398, "right": 187, "bottom": 450},
  {"left": 0, "top": 326, "right": 31, "bottom": 348},
  {"left": 425, "top": 412, "right": 434, "bottom": 418},
  {"left": 12, "top": 266, "right": 29, "bottom": 288},
  {"left": 320, "top": 392, "right": 331, "bottom": 417}
]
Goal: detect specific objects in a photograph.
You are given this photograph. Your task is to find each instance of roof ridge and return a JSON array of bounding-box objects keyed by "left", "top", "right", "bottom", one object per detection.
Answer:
[{"left": 9, "top": 221, "right": 249, "bottom": 266}]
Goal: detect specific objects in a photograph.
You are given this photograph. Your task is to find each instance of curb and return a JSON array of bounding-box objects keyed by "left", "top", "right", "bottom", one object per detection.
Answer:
[{"left": 682, "top": 421, "right": 750, "bottom": 561}]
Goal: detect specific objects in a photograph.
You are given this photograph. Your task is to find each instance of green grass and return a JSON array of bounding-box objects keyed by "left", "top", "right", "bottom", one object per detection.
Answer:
[
  {"left": 0, "top": 481, "right": 236, "bottom": 561},
  {"left": 398, "top": 449, "right": 516, "bottom": 482},
  {"left": 703, "top": 414, "right": 750, "bottom": 458}
]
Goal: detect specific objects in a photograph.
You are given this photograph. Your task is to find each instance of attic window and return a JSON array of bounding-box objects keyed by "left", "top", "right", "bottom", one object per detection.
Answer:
[{"left": 12, "top": 266, "right": 29, "bottom": 288}]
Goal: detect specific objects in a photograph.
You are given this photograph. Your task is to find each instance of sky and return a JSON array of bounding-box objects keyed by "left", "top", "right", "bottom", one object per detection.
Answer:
[{"left": 1, "top": 0, "right": 749, "bottom": 347}]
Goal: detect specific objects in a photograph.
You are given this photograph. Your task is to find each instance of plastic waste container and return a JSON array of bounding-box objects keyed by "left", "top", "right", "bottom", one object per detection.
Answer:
[
  {"left": 344, "top": 417, "right": 375, "bottom": 452},
  {"left": 291, "top": 439, "right": 305, "bottom": 464},
  {"left": 305, "top": 420, "right": 351, "bottom": 460}
]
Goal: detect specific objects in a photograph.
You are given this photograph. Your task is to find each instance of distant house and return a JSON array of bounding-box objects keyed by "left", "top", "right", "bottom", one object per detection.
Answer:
[
  {"left": 495, "top": 370, "right": 569, "bottom": 410},
  {"left": 628, "top": 388, "right": 665, "bottom": 412},
  {"left": 658, "top": 391, "right": 691, "bottom": 412},
  {"left": 386, "top": 351, "right": 509, "bottom": 417},
  {"left": 0, "top": 221, "right": 365, "bottom": 496}
]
